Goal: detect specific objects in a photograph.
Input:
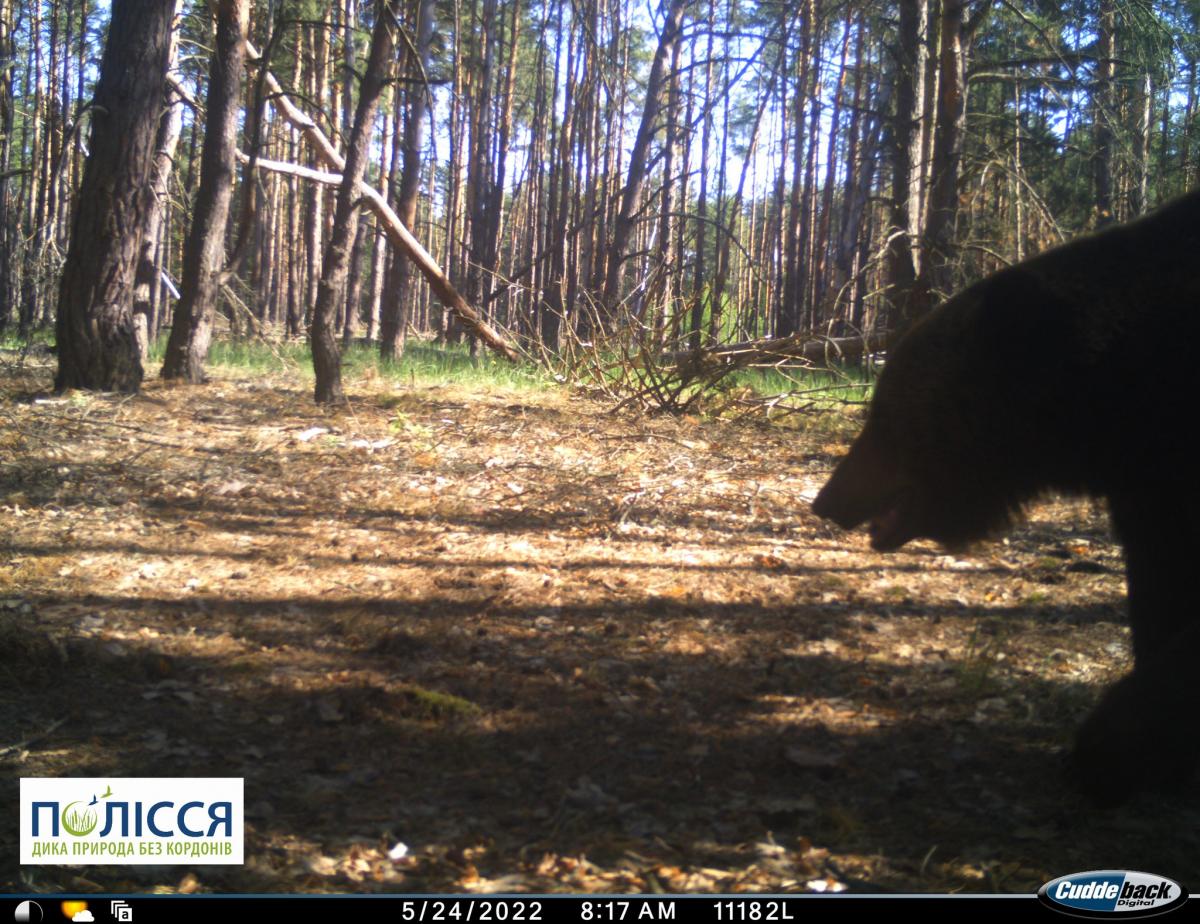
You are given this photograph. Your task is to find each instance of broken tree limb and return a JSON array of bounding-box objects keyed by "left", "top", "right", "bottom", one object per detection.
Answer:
[
  {"left": 245, "top": 39, "right": 344, "bottom": 167},
  {"left": 241, "top": 40, "right": 521, "bottom": 364},
  {"left": 664, "top": 331, "right": 892, "bottom": 381},
  {"left": 236, "top": 152, "right": 521, "bottom": 363}
]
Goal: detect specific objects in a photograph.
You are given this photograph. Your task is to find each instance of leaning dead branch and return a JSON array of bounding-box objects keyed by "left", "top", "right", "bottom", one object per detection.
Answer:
[
  {"left": 548, "top": 286, "right": 881, "bottom": 415},
  {"left": 241, "top": 41, "right": 521, "bottom": 364},
  {"left": 664, "top": 330, "right": 892, "bottom": 381}
]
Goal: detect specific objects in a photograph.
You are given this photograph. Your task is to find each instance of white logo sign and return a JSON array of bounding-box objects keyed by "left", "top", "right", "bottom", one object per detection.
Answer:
[{"left": 20, "top": 778, "right": 243, "bottom": 865}]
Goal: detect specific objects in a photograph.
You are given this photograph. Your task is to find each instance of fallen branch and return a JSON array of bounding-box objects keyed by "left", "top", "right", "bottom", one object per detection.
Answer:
[
  {"left": 0, "top": 717, "right": 67, "bottom": 759},
  {"left": 236, "top": 152, "right": 520, "bottom": 362},
  {"left": 664, "top": 331, "right": 892, "bottom": 378},
  {"left": 242, "top": 41, "right": 521, "bottom": 364}
]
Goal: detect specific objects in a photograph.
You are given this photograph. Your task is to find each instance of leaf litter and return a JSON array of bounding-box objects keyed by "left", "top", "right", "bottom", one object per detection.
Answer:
[{"left": 0, "top": 359, "right": 1196, "bottom": 895}]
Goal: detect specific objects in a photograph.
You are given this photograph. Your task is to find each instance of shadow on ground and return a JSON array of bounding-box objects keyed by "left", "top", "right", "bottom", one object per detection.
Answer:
[{"left": 1, "top": 370, "right": 1194, "bottom": 893}]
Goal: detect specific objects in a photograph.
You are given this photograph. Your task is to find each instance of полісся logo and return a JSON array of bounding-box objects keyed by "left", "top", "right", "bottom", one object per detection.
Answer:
[{"left": 20, "top": 777, "right": 243, "bottom": 865}]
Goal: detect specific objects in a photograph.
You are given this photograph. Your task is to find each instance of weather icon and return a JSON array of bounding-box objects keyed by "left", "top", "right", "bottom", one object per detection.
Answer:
[{"left": 58, "top": 904, "right": 89, "bottom": 923}]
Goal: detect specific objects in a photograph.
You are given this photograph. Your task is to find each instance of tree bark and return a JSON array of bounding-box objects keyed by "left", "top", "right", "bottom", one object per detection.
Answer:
[
  {"left": 1093, "top": 0, "right": 1115, "bottom": 226},
  {"left": 380, "top": 0, "right": 435, "bottom": 361},
  {"left": 885, "top": 0, "right": 922, "bottom": 328},
  {"left": 311, "top": 0, "right": 400, "bottom": 403},
  {"left": 161, "top": 0, "right": 250, "bottom": 382},
  {"left": 0, "top": 0, "right": 16, "bottom": 332},
  {"left": 911, "top": 0, "right": 970, "bottom": 323},
  {"left": 241, "top": 154, "right": 520, "bottom": 362},
  {"left": 54, "top": 0, "right": 175, "bottom": 393},
  {"left": 242, "top": 39, "right": 519, "bottom": 362},
  {"left": 132, "top": 80, "right": 184, "bottom": 363},
  {"left": 689, "top": 4, "right": 713, "bottom": 350},
  {"left": 665, "top": 331, "right": 891, "bottom": 371},
  {"left": 1134, "top": 72, "right": 1152, "bottom": 215},
  {"left": 1184, "top": 58, "right": 1197, "bottom": 191},
  {"left": 602, "top": 0, "right": 687, "bottom": 314},
  {"left": 342, "top": 222, "right": 368, "bottom": 343}
]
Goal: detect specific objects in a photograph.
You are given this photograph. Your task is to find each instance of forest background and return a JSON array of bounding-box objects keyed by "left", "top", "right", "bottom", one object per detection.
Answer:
[
  {"left": 1, "top": 0, "right": 1197, "bottom": 396},
  {"left": 3, "top": 0, "right": 1200, "bottom": 894}
]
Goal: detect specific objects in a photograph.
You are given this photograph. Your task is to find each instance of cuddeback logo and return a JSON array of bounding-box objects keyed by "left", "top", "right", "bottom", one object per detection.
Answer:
[
  {"left": 20, "top": 778, "right": 243, "bottom": 865},
  {"left": 1038, "top": 871, "right": 1188, "bottom": 918}
]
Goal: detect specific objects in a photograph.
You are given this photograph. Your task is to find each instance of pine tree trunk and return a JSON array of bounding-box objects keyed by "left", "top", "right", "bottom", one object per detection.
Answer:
[
  {"left": 885, "top": 0, "right": 922, "bottom": 328},
  {"left": 131, "top": 9, "right": 184, "bottom": 362},
  {"left": 1093, "top": 0, "right": 1115, "bottom": 226},
  {"left": 161, "top": 0, "right": 250, "bottom": 382},
  {"left": 912, "top": 0, "right": 967, "bottom": 320},
  {"left": 54, "top": 0, "right": 175, "bottom": 393},
  {"left": 132, "top": 80, "right": 184, "bottom": 363},
  {"left": 311, "top": 0, "right": 400, "bottom": 403},
  {"left": 0, "top": 0, "right": 15, "bottom": 332},
  {"left": 603, "top": 0, "right": 687, "bottom": 313},
  {"left": 380, "top": 0, "right": 434, "bottom": 361}
]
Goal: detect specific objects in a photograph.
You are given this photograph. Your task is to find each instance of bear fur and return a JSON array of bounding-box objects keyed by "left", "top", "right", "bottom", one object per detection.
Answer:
[{"left": 812, "top": 189, "right": 1200, "bottom": 806}]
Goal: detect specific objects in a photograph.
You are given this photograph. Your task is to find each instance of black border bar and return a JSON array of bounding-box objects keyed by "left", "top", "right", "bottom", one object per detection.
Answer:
[{"left": 13, "top": 893, "right": 1195, "bottom": 923}]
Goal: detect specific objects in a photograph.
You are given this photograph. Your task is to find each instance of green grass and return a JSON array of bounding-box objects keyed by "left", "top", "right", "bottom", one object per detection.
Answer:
[
  {"left": 203, "top": 335, "right": 877, "bottom": 410},
  {"left": 566, "top": 336, "right": 877, "bottom": 415},
  {"left": 397, "top": 684, "right": 482, "bottom": 720},
  {"left": 0, "top": 329, "right": 54, "bottom": 351},
  {"left": 149, "top": 335, "right": 554, "bottom": 392},
  {"left": 15, "top": 325, "right": 874, "bottom": 412},
  {"left": 956, "top": 621, "right": 1011, "bottom": 696},
  {"left": 372, "top": 340, "right": 552, "bottom": 390},
  {"left": 731, "top": 363, "right": 876, "bottom": 405}
]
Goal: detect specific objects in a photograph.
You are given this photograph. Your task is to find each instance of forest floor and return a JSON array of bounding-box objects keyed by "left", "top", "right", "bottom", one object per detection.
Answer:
[{"left": 1, "top": 350, "right": 1197, "bottom": 895}]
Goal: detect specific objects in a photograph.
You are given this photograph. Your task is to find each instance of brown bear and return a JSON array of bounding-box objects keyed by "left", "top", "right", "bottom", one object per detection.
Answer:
[{"left": 812, "top": 189, "right": 1200, "bottom": 807}]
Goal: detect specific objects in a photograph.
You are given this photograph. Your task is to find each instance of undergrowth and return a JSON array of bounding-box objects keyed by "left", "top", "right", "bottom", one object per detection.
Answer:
[
  {"left": 5, "top": 328, "right": 877, "bottom": 420},
  {"left": 147, "top": 336, "right": 554, "bottom": 392}
]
